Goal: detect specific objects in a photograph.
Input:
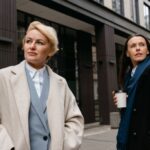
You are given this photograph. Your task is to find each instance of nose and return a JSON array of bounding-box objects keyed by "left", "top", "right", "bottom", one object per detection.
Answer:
[
  {"left": 136, "top": 45, "right": 140, "bottom": 51},
  {"left": 30, "top": 41, "right": 36, "bottom": 50}
]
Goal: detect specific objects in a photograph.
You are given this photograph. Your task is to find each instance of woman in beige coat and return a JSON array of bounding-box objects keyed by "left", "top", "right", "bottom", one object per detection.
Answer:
[{"left": 0, "top": 21, "right": 84, "bottom": 150}]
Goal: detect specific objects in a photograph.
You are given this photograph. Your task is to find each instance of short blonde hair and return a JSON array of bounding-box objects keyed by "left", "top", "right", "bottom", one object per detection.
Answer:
[{"left": 24, "top": 21, "right": 59, "bottom": 56}]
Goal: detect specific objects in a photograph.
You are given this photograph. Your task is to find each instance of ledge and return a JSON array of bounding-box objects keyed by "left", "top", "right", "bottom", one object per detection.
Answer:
[{"left": 0, "top": 37, "right": 13, "bottom": 43}]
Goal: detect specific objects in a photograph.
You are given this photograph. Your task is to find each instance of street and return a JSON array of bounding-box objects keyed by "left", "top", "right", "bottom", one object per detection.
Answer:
[{"left": 80, "top": 125, "right": 117, "bottom": 150}]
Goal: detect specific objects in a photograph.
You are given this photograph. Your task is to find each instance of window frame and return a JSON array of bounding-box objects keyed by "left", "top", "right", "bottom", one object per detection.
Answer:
[
  {"left": 131, "top": 0, "right": 139, "bottom": 24},
  {"left": 144, "top": 3, "right": 150, "bottom": 30},
  {"left": 112, "top": 0, "right": 124, "bottom": 16}
]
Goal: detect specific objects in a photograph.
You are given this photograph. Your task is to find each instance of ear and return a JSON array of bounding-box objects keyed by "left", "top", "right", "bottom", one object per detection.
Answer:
[
  {"left": 48, "top": 47, "right": 53, "bottom": 57},
  {"left": 48, "top": 52, "right": 52, "bottom": 57},
  {"left": 147, "top": 50, "right": 149, "bottom": 55}
]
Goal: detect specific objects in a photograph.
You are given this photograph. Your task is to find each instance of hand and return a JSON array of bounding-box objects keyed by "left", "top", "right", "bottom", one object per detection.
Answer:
[{"left": 112, "top": 90, "right": 117, "bottom": 106}]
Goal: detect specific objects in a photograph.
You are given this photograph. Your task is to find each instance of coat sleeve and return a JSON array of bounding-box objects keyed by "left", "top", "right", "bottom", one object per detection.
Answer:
[
  {"left": 0, "top": 71, "right": 14, "bottom": 150},
  {"left": 0, "top": 124, "right": 14, "bottom": 150},
  {"left": 63, "top": 81, "right": 84, "bottom": 150}
]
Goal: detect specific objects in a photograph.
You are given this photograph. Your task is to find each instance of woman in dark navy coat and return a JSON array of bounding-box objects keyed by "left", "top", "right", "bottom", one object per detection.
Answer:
[{"left": 113, "top": 34, "right": 150, "bottom": 150}]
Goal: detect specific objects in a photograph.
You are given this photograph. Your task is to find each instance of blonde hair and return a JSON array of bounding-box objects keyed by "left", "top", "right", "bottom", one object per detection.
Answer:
[{"left": 24, "top": 21, "right": 59, "bottom": 56}]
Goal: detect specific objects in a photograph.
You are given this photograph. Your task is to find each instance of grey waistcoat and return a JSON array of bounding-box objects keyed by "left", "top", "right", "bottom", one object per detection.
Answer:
[{"left": 25, "top": 67, "right": 50, "bottom": 150}]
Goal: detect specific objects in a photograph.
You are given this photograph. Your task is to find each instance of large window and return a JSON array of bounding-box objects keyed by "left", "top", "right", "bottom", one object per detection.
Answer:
[
  {"left": 112, "top": 0, "right": 124, "bottom": 15},
  {"left": 144, "top": 4, "right": 150, "bottom": 30},
  {"left": 131, "top": 0, "right": 139, "bottom": 24}
]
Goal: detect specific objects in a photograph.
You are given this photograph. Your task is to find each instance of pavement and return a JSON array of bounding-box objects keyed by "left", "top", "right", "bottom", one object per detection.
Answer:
[{"left": 80, "top": 125, "right": 118, "bottom": 150}]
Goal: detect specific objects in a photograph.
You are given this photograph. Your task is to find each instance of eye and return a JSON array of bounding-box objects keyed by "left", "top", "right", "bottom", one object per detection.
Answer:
[
  {"left": 139, "top": 42, "right": 145, "bottom": 47},
  {"left": 36, "top": 40, "right": 44, "bottom": 45},
  {"left": 25, "top": 39, "right": 32, "bottom": 44},
  {"left": 130, "top": 43, "right": 136, "bottom": 48}
]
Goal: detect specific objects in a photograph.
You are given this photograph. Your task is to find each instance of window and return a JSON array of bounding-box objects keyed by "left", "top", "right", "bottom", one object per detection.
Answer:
[
  {"left": 144, "top": 4, "right": 150, "bottom": 30},
  {"left": 93, "top": 0, "right": 103, "bottom": 4},
  {"left": 112, "top": 0, "right": 124, "bottom": 15},
  {"left": 131, "top": 0, "right": 139, "bottom": 24}
]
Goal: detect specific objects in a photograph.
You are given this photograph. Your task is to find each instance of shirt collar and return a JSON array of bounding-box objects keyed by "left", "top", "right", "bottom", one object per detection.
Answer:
[
  {"left": 131, "top": 66, "right": 137, "bottom": 77},
  {"left": 25, "top": 62, "right": 46, "bottom": 78}
]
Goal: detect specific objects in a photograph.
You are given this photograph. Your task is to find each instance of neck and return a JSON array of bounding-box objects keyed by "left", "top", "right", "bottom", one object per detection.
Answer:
[{"left": 27, "top": 62, "right": 45, "bottom": 70}]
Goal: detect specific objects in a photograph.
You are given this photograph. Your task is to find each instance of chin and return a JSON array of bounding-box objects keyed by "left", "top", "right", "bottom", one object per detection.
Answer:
[
  {"left": 137, "top": 58, "right": 147, "bottom": 63},
  {"left": 26, "top": 58, "right": 36, "bottom": 62}
]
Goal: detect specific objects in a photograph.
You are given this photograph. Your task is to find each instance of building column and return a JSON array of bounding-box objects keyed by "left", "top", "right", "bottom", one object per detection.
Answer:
[
  {"left": 95, "top": 24, "right": 118, "bottom": 124},
  {"left": 77, "top": 31, "right": 95, "bottom": 124},
  {"left": 0, "top": 0, "right": 17, "bottom": 68}
]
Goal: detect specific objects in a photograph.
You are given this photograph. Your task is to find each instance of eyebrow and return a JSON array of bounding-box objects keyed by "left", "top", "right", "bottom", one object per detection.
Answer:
[{"left": 25, "top": 37, "right": 48, "bottom": 42}]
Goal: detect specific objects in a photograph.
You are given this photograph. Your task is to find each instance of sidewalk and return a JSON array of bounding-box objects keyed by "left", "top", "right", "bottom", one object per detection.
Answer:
[{"left": 80, "top": 125, "right": 118, "bottom": 150}]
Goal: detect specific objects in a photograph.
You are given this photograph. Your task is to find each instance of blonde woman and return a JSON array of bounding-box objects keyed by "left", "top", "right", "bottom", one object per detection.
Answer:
[{"left": 0, "top": 21, "right": 84, "bottom": 150}]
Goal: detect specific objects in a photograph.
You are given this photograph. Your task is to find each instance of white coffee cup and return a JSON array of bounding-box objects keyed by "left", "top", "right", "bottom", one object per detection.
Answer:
[{"left": 115, "top": 90, "right": 127, "bottom": 108}]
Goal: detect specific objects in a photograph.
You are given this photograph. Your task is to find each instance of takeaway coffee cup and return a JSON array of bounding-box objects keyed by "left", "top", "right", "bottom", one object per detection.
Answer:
[{"left": 115, "top": 90, "right": 127, "bottom": 108}]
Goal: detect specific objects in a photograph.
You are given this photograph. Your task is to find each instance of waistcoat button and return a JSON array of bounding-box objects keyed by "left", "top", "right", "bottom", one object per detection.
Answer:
[{"left": 43, "top": 136, "right": 48, "bottom": 141}]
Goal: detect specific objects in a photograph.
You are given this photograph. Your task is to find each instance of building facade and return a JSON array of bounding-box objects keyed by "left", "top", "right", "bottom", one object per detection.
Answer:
[{"left": 0, "top": 0, "right": 150, "bottom": 124}]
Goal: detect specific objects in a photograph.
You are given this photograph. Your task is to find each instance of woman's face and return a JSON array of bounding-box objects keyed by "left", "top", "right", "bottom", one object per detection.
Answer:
[
  {"left": 126, "top": 36, "right": 149, "bottom": 67},
  {"left": 23, "top": 29, "right": 51, "bottom": 69}
]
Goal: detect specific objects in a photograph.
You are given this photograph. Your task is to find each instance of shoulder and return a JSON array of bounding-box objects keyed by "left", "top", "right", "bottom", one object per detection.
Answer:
[
  {"left": 138, "top": 65, "right": 150, "bottom": 88},
  {"left": 0, "top": 66, "right": 14, "bottom": 83},
  {"left": 141, "top": 65, "right": 150, "bottom": 77},
  {"left": 0, "top": 66, "right": 14, "bottom": 75},
  {"left": 52, "top": 71, "right": 67, "bottom": 84},
  {"left": 0, "top": 61, "right": 25, "bottom": 77},
  {"left": 46, "top": 65, "right": 67, "bottom": 84}
]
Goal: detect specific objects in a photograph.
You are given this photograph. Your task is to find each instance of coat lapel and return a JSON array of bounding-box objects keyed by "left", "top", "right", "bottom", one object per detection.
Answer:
[
  {"left": 10, "top": 61, "right": 30, "bottom": 149},
  {"left": 30, "top": 94, "right": 49, "bottom": 131},
  {"left": 46, "top": 67, "right": 64, "bottom": 150}
]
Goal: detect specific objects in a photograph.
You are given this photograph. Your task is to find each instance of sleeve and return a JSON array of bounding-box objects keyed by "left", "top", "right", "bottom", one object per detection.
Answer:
[
  {"left": 63, "top": 82, "right": 84, "bottom": 150},
  {"left": 0, "top": 124, "right": 14, "bottom": 150},
  {"left": 0, "top": 72, "right": 14, "bottom": 150}
]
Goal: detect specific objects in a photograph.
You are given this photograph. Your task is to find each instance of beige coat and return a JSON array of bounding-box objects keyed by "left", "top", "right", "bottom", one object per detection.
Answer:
[{"left": 0, "top": 61, "right": 84, "bottom": 150}]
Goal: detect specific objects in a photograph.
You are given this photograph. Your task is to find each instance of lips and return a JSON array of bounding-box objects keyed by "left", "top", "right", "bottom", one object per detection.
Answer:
[
  {"left": 135, "top": 53, "right": 142, "bottom": 57},
  {"left": 27, "top": 52, "right": 37, "bottom": 56}
]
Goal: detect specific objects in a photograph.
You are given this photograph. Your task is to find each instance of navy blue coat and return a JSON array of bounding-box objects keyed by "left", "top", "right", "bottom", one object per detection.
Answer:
[{"left": 127, "top": 66, "right": 150, "bottom": 150}]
